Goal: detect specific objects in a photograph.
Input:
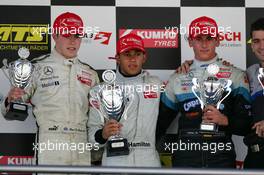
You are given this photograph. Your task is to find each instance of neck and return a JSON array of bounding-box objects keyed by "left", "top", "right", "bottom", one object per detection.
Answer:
[
  {"left": 118, "top": 67, "right": 141, "bottom": 77},
  {"left": 261, "top": 61, "right": 264, "bottom": 68}
]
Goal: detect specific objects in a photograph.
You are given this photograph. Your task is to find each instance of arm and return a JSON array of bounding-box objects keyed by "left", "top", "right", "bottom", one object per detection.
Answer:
[
  {"left": 156, "top": 76, "right": 179, "bottom": 143},
  {"left": 226, "top": 71, "right": 252, "bottom": 136}
]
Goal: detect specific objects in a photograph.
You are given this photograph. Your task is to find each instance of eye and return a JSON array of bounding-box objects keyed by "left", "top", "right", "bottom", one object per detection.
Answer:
[
  {"left": 125, "top": 53, "right": 130, "bottom": 57},
  {"left": 136, "top": 52, "right": 143, "bottom": 56},
  {"left": 206, "top": 36, "right": 214, "bottom": 41},
  {"left": 252, "top": 39, "right": 259, "bottom": 44}
]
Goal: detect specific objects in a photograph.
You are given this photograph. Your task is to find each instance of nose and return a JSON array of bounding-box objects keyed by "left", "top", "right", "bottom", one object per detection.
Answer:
[
  {"left": 201, "top": 39, "right": 209, "bottom": 48},
  {"left": 68, "top": 35, "right": 78, "bottom": 42}
]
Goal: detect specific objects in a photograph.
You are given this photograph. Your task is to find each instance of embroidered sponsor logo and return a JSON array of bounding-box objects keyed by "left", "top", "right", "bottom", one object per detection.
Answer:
[
  {"left": 129, "top": 142, "right": 151, "bottom": 148},
  {"left": 77, "top": 75, "right": 92, "bottom": 86},
  {"left": 181, "top": 82, "right": 193, "bottom": 86},
  {"left": 40, "top": 75, "right": 59, "bottom": 81},
  {"left": 219, "top": 67, "right": 231, "bottom": 71},
  {"left": 41, "top": 81, "right": 59, "bottom": 88},
  {"left": 63, "top": 127, "right": 85, "bottom": 133},
  {"left": 216, "top": 72, "right": 231, "bottom": 78},
  {"left": 43, "top": 66, "right": 53, "bottom": 75},
  {"left": 143, "top": 91, "right": 158, "bottom": 98},
  {"left": 48, "top": 125, "right": 58, "bottom": 131},
  {"left": 183, "top": 99, "right": 200, "bottom": 111}
]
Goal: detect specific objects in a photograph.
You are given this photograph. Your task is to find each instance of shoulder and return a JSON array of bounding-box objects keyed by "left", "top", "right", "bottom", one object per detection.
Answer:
[
  {"left": 31, "top": 54, "right": 51, "bottom": 64},
  {"left": 144, "top": 73, "right": 162, "bottom": 85},
  {"left": 247, "top": 64, "right": 259, "bottom": 75},
  {"left": 77, "top": 59, "right": 98, "bottom": 75}
]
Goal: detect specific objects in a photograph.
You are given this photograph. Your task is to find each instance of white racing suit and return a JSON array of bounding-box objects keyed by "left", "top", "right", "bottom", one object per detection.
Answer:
[
  {"left": 88, "top": 69, "right": 162, "bottom": 167},
  {"left": 1, "top": 49, "right": 99, "bottom": 166}
]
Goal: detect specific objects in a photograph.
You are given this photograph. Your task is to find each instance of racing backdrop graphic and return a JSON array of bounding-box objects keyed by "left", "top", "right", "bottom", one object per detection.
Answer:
[{"left": 0, "top": 0, "right": 262, "bottom": 169}]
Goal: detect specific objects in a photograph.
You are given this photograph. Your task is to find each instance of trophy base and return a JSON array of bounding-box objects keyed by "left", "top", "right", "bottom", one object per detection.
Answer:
[
  {"left": 5, "top": 102, "right": 28, "bottom": 121},
  {"left": 107, "top": 137, "right": 129, "bottom": 157},
  {"left": 179, "top": 129, "right": 226, "bottom": 139},
  {"left": 200, "top": 122, "right": 218, "bottom": 132}
]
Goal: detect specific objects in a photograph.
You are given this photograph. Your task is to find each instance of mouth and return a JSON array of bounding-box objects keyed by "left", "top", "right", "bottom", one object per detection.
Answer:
[
  {"left": 67, "top": 47, "right": 76, "bottom": 51},
  {"left": 200, "top": 49, "right": 209, "bottom": 53},
  {"left": 128, "top": 64, "right": 138, "bottom": 69}
]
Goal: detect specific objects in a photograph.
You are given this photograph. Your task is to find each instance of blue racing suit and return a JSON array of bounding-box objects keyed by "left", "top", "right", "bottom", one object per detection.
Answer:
[{"left": 157, "top": 56, "right": 251, "bottom": 168}]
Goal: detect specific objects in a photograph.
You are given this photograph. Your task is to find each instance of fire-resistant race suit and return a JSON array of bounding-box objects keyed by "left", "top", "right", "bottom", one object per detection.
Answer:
[
  {"left": 1, "top": 49, "right": 99, "bottom": 166},
  {"left": 88, "top": 68, "right": 162, "bottom": 167},
  {"left": 244, "top": 63, "right": 264, "bottom": 169},
  {"left": 156, "top": 56, "right": 252, "bottom": 168}
]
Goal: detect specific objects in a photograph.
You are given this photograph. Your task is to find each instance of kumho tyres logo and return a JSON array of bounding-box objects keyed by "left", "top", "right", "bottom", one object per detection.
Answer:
[
  {"left": 119, "top": 29, "right": 178, "bottom": 48},
  {"left": 0, "top": 24, "right": 48, "bottom": 44}
]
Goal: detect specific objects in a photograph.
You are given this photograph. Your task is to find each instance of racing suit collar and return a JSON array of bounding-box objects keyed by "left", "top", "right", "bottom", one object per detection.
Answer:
[
  {"left": 51, "top": 48, "right": 78, "bottom": 65},
  {"left": 116, "top": 66, "right": 146, "bottom": 83},
  {"left": 193, "top": 54, "right": 218, "bottom": 68}
]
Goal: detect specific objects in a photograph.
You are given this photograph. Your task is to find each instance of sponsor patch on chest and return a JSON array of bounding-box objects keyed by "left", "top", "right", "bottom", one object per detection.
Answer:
[
  {"left": 77, "top": 70, "right": 92, "bottom": 86},
  {"left": 143, "top": 91, "right": 158, "bottom": 98}
]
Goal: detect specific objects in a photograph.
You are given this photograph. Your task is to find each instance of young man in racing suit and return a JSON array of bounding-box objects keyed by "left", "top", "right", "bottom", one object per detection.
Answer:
[
  {"left": 156, "top": 16, "right": 252, "bottom": 168},
  {"left": 243, "top": 18, "right": 264, "bottom": 169},
  {"left": 88, "top": 33, "right": 163, "bottom": 167},
  {"left": 1, "top": 12, "right": 99, "bottom": 166}
]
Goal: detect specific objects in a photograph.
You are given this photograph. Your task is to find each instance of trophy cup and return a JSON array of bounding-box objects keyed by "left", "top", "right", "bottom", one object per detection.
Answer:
[
  {"left": 192, "top": 64, "right": 232, "bottom": 133},
  {"left": 1, "top": 47, "right": 35, "bottom": 121},
  {"left": 258, "top": 68, "right": 264, "bottom": 93},
  {"left": 89, "top": 70, "right": 134, "bottom": 157}
]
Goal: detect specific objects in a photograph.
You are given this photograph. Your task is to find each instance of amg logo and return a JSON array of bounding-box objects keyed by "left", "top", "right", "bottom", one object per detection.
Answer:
[{"left": 0, "top": 24, "right": 48, "bottom": 44}]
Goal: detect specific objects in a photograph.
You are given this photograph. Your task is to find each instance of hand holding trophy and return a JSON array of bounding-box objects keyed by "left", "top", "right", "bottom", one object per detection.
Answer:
[
  {"left": 1, "top": 47, "right": 35, "bottom": 121},
  {"left": 192, "top": 64, "right": 232, "bottom": 134},
  {"left": 90, "top": 70, "right": 134, "bottom": 157}
]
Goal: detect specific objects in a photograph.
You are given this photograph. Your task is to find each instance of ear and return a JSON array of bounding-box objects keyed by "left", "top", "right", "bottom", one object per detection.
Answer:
[
  {"left": 250, "top": 40, "right": 254, "bottom": 52},
  {"left": 188, "top": 38, "right": 193, "bottom": 47},
  {"left": 52, "top": 33, "right": 58, "bottom": 41},
  {"left": 116, "top": 54, "right": 121, "bottom": 64},
  {"left": 142, "top": 54, "right": 147, "bottom": 63},
  {"left": 215, "top": 37, "right": 220, "bottom": 47}
]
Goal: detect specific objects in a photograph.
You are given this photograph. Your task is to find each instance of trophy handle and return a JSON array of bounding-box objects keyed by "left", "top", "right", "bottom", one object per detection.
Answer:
[
  {"left": 216, "top": 80, "right": 232, "bottom": 109},
  {"left": 258, "top": 68, "right": 264, "bottom": 91},
  {"left": 192, "top": 78, "right": 205, "bottom": 109},
  {"left": 89, "top": 93, "right": 106, "bottom": 123},
  {"left": 121, "top": 93, "right": 134, "bottom": 120},
  {"left": 1, "top": 59, "right": 13, "bottom": 85}
]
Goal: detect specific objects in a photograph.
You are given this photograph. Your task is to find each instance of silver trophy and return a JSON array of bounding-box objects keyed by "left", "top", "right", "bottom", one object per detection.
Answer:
[
  {"left": 1, "top": 47, "right": 34, "bottom": 121},
  {"left": 89, "top": 70, "right": 134, "bottom": 157},
  {"left": 258, "top": 68, "right": 264, "bottom": 93},
  {"left": 192, "top": 64, "right": 232, "bottom": 133}
]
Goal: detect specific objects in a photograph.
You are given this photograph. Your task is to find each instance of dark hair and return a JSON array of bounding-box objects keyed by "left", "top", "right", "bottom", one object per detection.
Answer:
[{"left": 250, "top": 18, "right": 264, "bottom": 37}]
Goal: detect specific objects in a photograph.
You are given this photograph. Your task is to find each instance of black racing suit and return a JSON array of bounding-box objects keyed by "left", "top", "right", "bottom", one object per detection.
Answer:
[{"left": 243, "top": 63, "right": 264, "bottom": 169}]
